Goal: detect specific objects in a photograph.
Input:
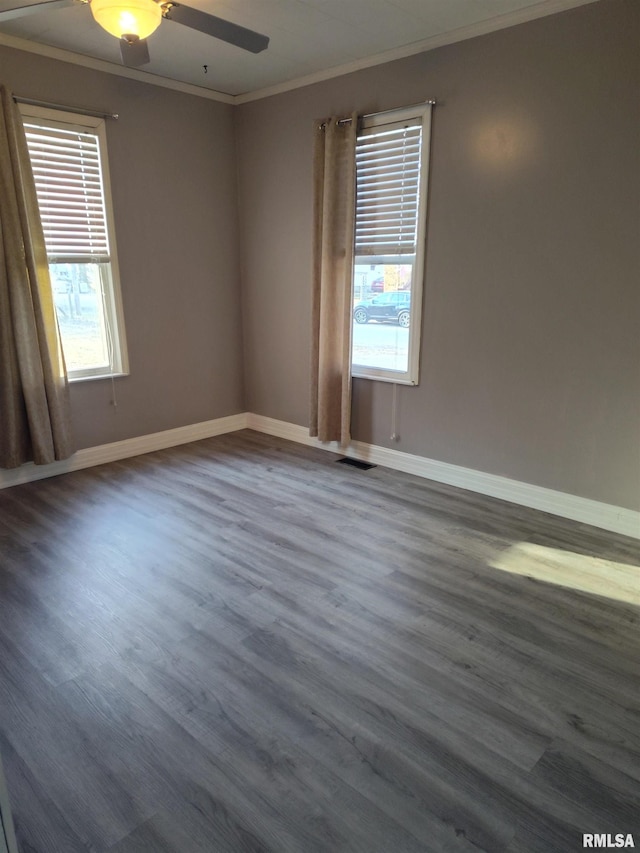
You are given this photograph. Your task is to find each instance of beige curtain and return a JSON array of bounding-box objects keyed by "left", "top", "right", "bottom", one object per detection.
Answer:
[
  {"left": 0, "top": 85, "right": 74, "bottom": 468},
  {"left": 310, "top": 114, "right": 357, "bottom": 446}
]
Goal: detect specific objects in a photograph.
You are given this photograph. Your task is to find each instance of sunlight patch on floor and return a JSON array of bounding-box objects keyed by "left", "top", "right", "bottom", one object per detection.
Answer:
[{"left": 492, "top": 542, "right": 640, "bottom": 605}]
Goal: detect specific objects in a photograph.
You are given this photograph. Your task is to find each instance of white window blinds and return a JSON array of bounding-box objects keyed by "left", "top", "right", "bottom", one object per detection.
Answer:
[
  {"left": 23, "top": 121, "right": 110, "bottom": 263},
  {"left": 355, "top": 117, "right": 422, "bottom": 257}
]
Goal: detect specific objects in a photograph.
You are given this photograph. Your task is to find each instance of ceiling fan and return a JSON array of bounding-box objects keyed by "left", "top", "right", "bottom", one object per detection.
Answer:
[{"left": 0, "top": 0, "right": 269, "bottom": 66}]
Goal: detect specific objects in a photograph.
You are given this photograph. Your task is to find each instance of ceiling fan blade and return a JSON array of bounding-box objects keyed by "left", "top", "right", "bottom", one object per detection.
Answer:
[
  {"left": 0, "top": 0, "right": 73, "bottom": 23},
  {"left": 120, "top": 35, "right": 150, "bottom": 66},
  {"left": 162, "top": 3, "right": 269, "bottom": 54}
]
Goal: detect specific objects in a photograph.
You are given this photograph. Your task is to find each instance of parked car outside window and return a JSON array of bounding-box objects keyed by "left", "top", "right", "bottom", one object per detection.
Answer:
[{"left": 353, "top": 291, "right": 411, "bottom": 327}]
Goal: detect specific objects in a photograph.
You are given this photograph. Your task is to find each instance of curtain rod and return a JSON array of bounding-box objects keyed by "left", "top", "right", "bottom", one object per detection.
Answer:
[
  {"left": 320, "top": 99, "right": 436, "bottom": 130},
  {"left": 14, "top": 96, "right": 119, "bottom": 120}
]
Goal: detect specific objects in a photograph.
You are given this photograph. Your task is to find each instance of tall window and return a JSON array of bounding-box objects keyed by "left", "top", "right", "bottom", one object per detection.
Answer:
[
  {"left": 19, "top": 105, "right": 128, "bottom": 381},
  {"left": 351, "top": 103, "right": 432, "bottom": 385}
]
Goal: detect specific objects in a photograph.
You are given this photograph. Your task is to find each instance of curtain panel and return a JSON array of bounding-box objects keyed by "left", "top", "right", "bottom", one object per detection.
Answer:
[
  {"left": 0, "top": 85, "right": 74, "bottom": 468},
  {"left": 310, "top": 113, "right": 357, "bottom": 446}
]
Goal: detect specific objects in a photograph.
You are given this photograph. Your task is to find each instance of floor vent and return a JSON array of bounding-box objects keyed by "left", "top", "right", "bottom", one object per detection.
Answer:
[{"left": 336, "top": 457, "right": 376, "bottom": 471}]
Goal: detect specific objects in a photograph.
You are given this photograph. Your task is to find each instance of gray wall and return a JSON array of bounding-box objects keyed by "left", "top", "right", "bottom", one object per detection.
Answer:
[
  {"left": 1, "top": 0, "right": 638, "bottom": 512},
  {"left": 235, "top": 0, "right": 640, "bottom": 511},
  {"left": 1, "top": 45, "right": 244, "bottom": 449}
]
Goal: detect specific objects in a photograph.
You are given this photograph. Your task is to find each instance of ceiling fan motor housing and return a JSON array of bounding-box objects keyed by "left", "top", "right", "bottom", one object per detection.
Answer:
[{"left": 90, "top": 0, "right": 161, "bottom": 40}]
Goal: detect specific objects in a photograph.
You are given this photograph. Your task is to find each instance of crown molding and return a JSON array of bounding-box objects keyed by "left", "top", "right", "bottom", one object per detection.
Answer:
[
  {"left": 0, "top": 31, "right": 235, "bottom": 104},
  {"left": 235, "top": 0, "right": 600, "bottom": 104}
]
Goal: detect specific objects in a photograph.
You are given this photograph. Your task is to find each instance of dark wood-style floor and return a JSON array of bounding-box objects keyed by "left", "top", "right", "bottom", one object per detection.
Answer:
[{"left": 0, "top": 430, "right": 638, "bottom": 852}]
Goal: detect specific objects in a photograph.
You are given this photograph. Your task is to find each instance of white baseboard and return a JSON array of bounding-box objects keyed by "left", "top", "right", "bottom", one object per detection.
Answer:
[
  {"left": 0, "top": 413, "right": 248, "bottom": 490},
  {"left": 1, "top": 410, "right": 637, "bottom": 539},
  {"left": 246, "top": 414, "right": 640, "bottom": 540}
]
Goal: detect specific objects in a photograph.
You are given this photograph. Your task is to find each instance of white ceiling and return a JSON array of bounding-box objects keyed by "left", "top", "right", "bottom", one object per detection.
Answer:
[{"left": 0, "top": 0, "right": 596, "bottom": 99}]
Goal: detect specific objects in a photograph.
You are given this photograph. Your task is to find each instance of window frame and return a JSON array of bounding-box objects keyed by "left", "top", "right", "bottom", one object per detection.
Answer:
[
  {"left": 19, "top": 104, "right": 129, "bottom": 382},
  {"left": 351, "top": 103, "right": 432, "bottom": 386}
]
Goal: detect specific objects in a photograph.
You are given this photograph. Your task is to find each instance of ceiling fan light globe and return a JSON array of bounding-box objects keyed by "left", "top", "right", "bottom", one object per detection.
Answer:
[{"left": 91, "top": 0, "right": 161, "bottom": 40}]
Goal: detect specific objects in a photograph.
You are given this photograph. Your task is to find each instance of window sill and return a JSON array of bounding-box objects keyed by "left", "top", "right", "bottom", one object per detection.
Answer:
[
  {"left": 352, "top": 370, "right": 417, "bottom": 385},
  {"left": 68, "top": 372, "right": 129, "bottom": 384}
]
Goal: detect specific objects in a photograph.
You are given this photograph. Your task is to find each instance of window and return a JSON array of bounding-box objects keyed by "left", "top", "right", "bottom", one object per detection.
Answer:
[
  {"left": 19, "top": 105, "right": 128, "bottom": 381},
  {"left": 351, "top": 103, "right": 432, "bottom": 385}
]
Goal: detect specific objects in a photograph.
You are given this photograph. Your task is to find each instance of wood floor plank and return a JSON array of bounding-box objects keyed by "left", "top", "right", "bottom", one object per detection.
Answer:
[
  {"left": 0, "top": 734, "right": 90, "bottom": 853},
  {"left": 0, "top": 430, "right": 638, "bottom": 853},
  {"left": 505, "top": 740, "right": 639, "bottom": 852},
  {"left": 0, "top": 637, "right": 156, "bottom": 850},
  {"left": 209, "top": 641, "right": 513, "bottom": 850},
  {"left": 72, "top": 662, "right": 425, "bottom": 853},
  {"left": 120, "top": 624, "right": 497, "bottom": 850}
]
